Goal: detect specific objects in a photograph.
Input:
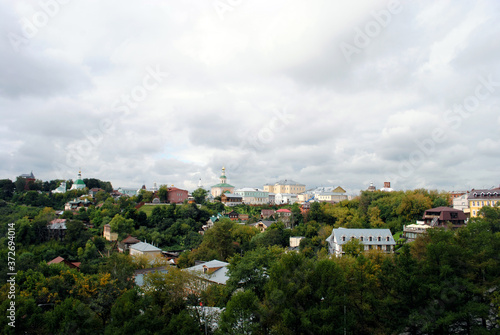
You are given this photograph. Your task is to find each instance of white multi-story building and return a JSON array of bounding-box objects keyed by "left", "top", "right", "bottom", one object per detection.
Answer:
[
  {"left": 234, "top": 188, "right": 269, "bottom": 204},
  {"left": 274, "top": 193, "right": 298, "bottom": 205},
  {"left": 452, "top": 193, "right": 469, "bottom": 213},
  {"left": 326, "top": 228, "right": 396, "bottom": 257}
]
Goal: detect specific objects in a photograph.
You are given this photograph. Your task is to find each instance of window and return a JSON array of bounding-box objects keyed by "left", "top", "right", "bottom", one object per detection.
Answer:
[
  {"left": 473, "top": 210, "right": 476, "bottom": 216},
  {"left": 369, "top": 236, "right": 373, "bottom": 242},
  {"left": 342, "top": 236, "right": 346, "bottom": 242},
  {"left": 386, "top": 245, "right": 391, "bottom": 252},
  {"left": 386, "top": 236, "right": 390, "bottom": 241},
  {"left": 378, "top": 236, "right": 381, "bottom": 242},
  {"left": 360, "top": 236, "right": 364, "bottom": 241}
]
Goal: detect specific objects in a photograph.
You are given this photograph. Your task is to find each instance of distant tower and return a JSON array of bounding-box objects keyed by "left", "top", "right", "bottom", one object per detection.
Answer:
[
  {"left": 367, "top": 182, "right": 376, "bottom": 192},
  {"left": 198, "top": 178, "right": 203, "bottom": 189},
  {"left": 70, "top": 170, "right": 86, "bottom": 190}
]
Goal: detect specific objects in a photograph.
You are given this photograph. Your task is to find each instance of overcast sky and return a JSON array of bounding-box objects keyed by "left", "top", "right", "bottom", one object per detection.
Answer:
[{"left": 1, "top": 0, "right": 499, "bottom": 194}]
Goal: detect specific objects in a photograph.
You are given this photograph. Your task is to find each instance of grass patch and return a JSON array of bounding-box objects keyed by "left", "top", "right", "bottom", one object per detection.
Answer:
[
  {"left": 393, "top": 231, "right": 403, "bottom": 240},
  {"left": 138, "top": 204, "right": 168, "bottom": 217}
]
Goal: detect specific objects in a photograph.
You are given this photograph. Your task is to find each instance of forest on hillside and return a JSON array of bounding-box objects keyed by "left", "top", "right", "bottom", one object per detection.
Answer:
[{"left": 0, "top": 179, "right": 499, "bottom": 334}]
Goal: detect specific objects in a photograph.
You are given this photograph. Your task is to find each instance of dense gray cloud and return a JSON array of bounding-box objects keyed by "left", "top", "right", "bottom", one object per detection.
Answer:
[{"left": 1, "top": 0, "right": 499, "bottom": 195}]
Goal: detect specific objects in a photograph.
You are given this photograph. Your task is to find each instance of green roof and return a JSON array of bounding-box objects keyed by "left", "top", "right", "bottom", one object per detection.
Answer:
[{"left": 74, "top": 179, "right": 85, "bottom": 185}]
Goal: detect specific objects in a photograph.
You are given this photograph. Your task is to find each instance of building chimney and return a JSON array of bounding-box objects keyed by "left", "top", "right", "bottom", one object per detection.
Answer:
[{"left": 384, "top": 182, "right": 391, "bottom": 189}]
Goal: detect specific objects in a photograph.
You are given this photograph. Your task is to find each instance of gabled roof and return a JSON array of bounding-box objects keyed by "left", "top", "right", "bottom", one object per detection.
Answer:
[
  {"left": 332, "top": 186, "right": 346, "bottom": 193},
  {"left": 184, "top": 260, "right": 229, "bottom": 285},
  {"left": 130, "top": 242, "right": 162, "bottom": 252},
  {"left": 251, "top": 220, "right": 274, "bottom": 228},
  {"left": 276, "top": 208, "right": 291, "bottom": 213},
  {"left": 121, "top": 235, "right": 140, "bottom": 244},
  {"left": 47, "top": 256, "right": 80, "bottom": 268}
]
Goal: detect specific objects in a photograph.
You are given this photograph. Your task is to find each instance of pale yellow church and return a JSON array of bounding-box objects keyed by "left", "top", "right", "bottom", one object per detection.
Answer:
[{"left": 211, "top": 167, "right": 235, "bottom": 197}]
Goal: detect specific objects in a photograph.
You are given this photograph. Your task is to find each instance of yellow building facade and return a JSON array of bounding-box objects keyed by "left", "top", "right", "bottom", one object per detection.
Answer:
[
  {"left": 468, "top": 187, "right": 500, "bottom": 217},
  {"left": 263, "top": 179, "right": 305, "bottom": 194}
]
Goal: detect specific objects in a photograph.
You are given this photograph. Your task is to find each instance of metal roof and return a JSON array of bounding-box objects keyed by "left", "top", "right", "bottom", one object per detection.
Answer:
[
  {"left": 326, "top": 228, "right": 395, "bottom": 245},
  {"left": 184, "top": 260, "right": 229, "bottom": 285},
  {"left": 130, "top": 242, "right": 162, "bottom": 252}
]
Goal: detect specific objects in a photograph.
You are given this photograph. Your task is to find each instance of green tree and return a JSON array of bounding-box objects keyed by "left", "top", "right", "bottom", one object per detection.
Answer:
[
  {"left": 192, "top": 188, "right": 208, "bottom": 204},
  {"left": 109, "top": 214, "right": 134, "bottom": 240},
  {"left": 343, "top": 238, "right": 364, "bottom": 257},
  {"left": 159, "top": 185, "right": 169, "bottom": 203},
  {"left": 226, "top": 246, "right": 283, "bottom": 299},
  {"left": 192, "top": 219, "right": 237, "bottom": 261},
  {"left": 218, "top": 290, "right": 261, "bottom": 335}
]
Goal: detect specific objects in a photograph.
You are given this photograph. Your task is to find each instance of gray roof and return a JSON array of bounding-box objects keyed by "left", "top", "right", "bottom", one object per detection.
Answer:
[
  {"left": 275, "top": 179, "right": 304, "bottom": 186},
  {"left": 130, "top": 242, "right": 162, "bottom": 252},
  {"left": 326, "top": 228, "right": 395, "bottom": 245},
  {"left": 250, "top": 220, "right": 274, "bottom": 228},
  {"left": 222, "top": 193, "right": 242, "bottom": 198},
  {"left": 184, "top": 260, "right": 229, "bottom": 285},
  {"left": 469, "top": 188, "right": 500, "bottom": 199}
]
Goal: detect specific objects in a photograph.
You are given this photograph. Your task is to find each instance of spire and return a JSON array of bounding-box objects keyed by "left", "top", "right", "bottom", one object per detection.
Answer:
[{"left": 220, "top": 166, "right": 227, "bottom": 184}]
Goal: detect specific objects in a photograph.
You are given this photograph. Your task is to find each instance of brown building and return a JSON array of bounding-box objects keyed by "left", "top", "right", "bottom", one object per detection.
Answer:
[
  {"left": 19, "top": 171, "right": 36, "bottom": 190},
  {"left": 422, "top": 207, "right": 467, "bottom": 228},
  {"left": 226, "top": 211, "right": 239, "bottom": 221},
  {"left": 261, "top": 209, "right": 275, "bottom": 219},
  {"left": 221, "top": 193, "right": 243, "bottom": 206}
]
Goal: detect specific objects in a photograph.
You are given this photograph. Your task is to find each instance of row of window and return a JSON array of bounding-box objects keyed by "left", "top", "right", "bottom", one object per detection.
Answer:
[
  {"left": 471, "top": 200, "right": 498, "bottom": 207},
  {"left": 341, "top": 235, "right": 391, "bottom": 242},
  {"left": 342, "top": 245, "right": 392, "bottom": 252},
  {"left": 472, "top": 192, "right": 499, "bottom": 197}
]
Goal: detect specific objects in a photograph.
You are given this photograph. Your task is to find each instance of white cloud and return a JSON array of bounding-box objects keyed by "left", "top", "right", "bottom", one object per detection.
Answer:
[{"left": 0, "top": 0, "right": 499, "bottom": 194}]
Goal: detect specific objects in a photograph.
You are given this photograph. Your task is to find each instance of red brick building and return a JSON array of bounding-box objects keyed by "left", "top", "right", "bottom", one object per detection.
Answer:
[{"left": 167, "top": 187, "right": 189, "bottom": 204}]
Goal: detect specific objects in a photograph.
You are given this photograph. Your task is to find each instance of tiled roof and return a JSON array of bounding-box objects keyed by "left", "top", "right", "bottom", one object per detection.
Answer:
[
  {"left": 277, "top": 209, "right": 291, "bottom": 213},
  {"left": 47, "top": 256, "right": 80, "bottom": 268},
  {"left": 47, "top": 256, "right": 65, "bottom": 265},
  {"left": 121, "top": 235, "right": 140, "bottom": 244}
]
